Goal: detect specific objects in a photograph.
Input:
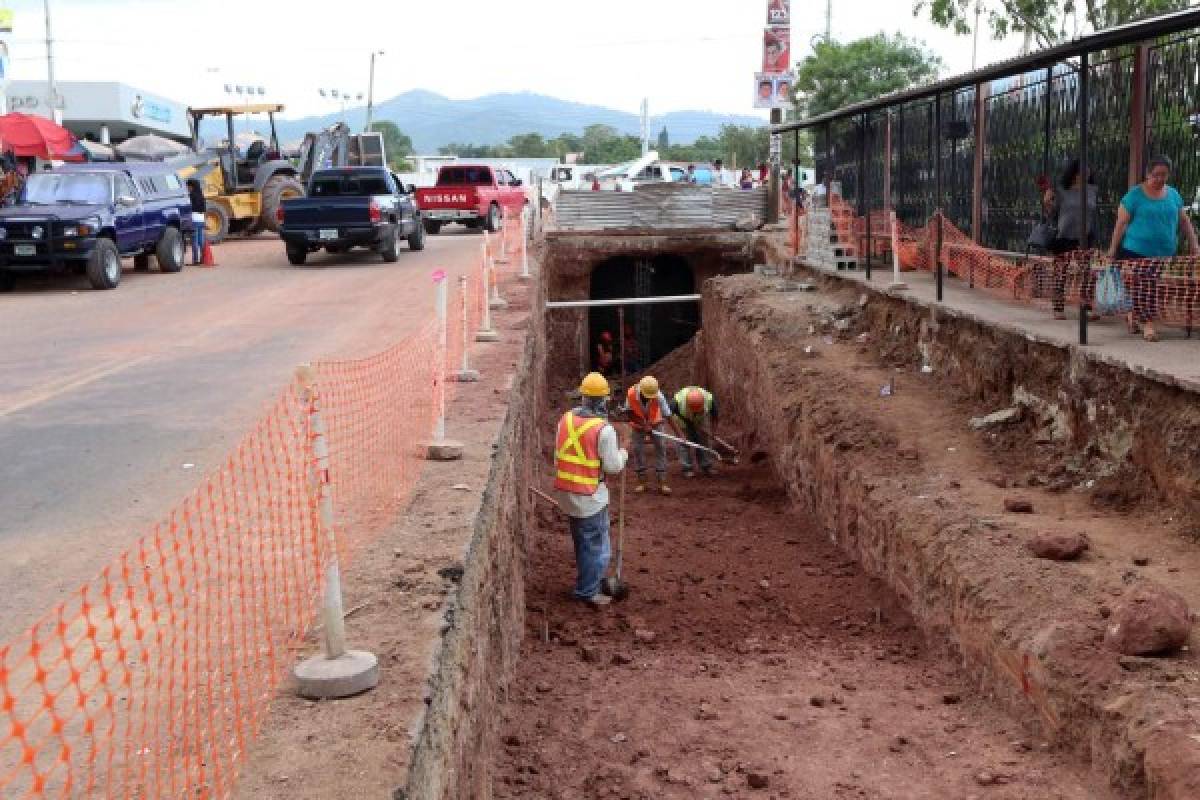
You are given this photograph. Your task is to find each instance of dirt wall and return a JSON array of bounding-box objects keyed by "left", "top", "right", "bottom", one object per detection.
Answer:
[
  {"left": 402, "top": 290, "right": 546, "bottom": 800},
  {"left": 702, "top": 275, "right": 1200, "bottom": 799}
]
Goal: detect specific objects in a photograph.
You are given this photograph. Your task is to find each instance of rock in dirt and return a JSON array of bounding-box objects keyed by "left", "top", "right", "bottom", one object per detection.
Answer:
[
  {"left": 746, "top": 772, "right": 770, "bottom": 789},
  {"left": 579, "top": 645, "right": 601, "bottom": 663},
  {"left": 611, "top": 652, "right": 634, "bottom": 666},
  {"left": 969, "top": 407, "right": 1022, "bottom": 431},
  {"left": 941, "top": 692, "right": 962, "bottom": 705},
  {"left": 695, "top": 703, "right": 720, "bottom": 721},
  {"left": 809, "top": 695, "right": 826, "bottom": 708},
  {"left": 1026, "top": 532, "right": 1089, "bottom": 561},
  {"left": 633, "top": 629, "right": 657, "bottom": 644},
  {"left": 1003, "top": 497, "right": 1034, "bottom": 514},
  {"left": 1105, "top": 585, "right": 1192, "bottom": 656},
  {"left": 1132, "top": 555, "right": 1151, "bottom": 567}
]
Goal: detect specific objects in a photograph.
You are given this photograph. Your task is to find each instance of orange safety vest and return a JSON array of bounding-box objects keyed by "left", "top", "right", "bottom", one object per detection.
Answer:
[
  {"left": 626, "top": 386, "right": 663, "bottom": 431},
  {"left": 553, "top": 412, "right": 606, "bottom": 495}
]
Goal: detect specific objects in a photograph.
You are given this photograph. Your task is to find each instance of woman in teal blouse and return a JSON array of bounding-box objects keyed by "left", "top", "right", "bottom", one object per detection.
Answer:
[{"left": 1106, "top": 156, "right": 1200, "bottom": 341}]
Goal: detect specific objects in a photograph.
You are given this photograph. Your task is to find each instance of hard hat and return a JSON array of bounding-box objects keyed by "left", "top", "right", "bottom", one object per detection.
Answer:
[
  {"left": 638, "top": 375, "right": 659, "bottom": 399},
  {"left": 600, "top": 331, "right": 613, "bottom": 343},
  {"left": 580, "top": 372, "right": 611, "bottom": 398},
  {"left": 686, "top": 388, "right": 705, "bottom": 412}
]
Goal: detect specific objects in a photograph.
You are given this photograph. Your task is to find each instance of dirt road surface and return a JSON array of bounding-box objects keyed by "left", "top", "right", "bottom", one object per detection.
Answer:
[
  {"left": 495, "top": 458, "right": 1116, "bottom": 799},
  {"left": 0, "top": 230, "right": 483, "bottom": 642}
]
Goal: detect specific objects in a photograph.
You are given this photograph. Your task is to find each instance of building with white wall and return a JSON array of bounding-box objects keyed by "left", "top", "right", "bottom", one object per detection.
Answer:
[{"left": 5, "top": 81, "right": 190, "bottom": 144}]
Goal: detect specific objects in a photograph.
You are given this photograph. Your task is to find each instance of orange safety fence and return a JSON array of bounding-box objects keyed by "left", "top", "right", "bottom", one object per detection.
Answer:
[{"left": 0, "top": 231, "right": 521, "bottom": 796}]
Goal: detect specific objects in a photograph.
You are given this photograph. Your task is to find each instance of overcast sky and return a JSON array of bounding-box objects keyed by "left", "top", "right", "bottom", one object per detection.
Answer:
[{"left": 1, "top": 0, "right": 1029, "bottom": 121}]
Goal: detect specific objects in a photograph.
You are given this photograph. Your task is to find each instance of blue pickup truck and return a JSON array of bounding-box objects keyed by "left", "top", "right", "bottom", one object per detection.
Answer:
[
  {"left": 0, "top": 163, "right": 193, "bottom": 292},
  {"left": 277, "top": 167, "right": 424, "bottom": 266}
]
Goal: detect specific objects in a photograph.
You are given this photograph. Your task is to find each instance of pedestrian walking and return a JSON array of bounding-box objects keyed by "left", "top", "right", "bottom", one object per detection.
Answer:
[
  {"left": 739, "top": 168, "right": 755, "bottom": 190},
  {"left": 1044, "top": 160, "right": 1098, "bottom": 320},
  {"left": 623, "top": 375, "right": 685, "bottom": 495},
  {"left": 553, "top": 372, "right": 628, "bottom": 607},
  {"left": 712, "top": 159, "right": 727, "bottom": 188},
  {"left": 187, "top": 179, "right": 207, "bottom": 265},
  {"left": 595, "top": 331, "right": 615, "bottom": 375},
  {"left": 1106, "top": 156, "right": 1200, "bottom": 341},
  {"left": 673, "top": 386, "right": 719, "bottom": 478},
  {"left": 686, "top": 164, "right": 697, "bottom": 184}
]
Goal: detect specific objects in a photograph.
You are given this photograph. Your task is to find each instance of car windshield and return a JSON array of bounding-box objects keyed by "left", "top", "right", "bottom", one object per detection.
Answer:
[
  {"left": 311, "top": 174, "right": 390, "bottom": 196},
  {"left": 22, "top": 173, "right": 113, "bottom": 205}
]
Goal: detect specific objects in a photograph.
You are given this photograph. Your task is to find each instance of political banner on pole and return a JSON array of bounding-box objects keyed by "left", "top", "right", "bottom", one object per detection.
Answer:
[
  {"left": 767, "top": 0, "right": 790, "bottom": 25},
  {"left": 754, "top": 72, "right": 794, "bottom": 110},
  {"left": 763, "top": 26, "right": 790, "bottom": 74}
]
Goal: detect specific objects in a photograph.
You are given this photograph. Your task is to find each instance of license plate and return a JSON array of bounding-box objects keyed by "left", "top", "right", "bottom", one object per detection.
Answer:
[
  {"left": 14, "top": 244, "right": 35, "bottom": 256},
  {"left": 318, "top": 229, "right": 338, "bottom": 241}
]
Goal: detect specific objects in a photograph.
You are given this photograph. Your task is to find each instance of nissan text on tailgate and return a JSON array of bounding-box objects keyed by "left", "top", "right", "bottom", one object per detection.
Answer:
[
  {"left": 414, "top": 165, "right": 527, "bottom": 235},
  {"left": 277, "top": 167, "right": 424, "bottom": 265}
]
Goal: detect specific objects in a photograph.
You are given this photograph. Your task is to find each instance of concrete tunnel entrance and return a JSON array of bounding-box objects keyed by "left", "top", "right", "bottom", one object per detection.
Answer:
[{"left": 588, "top": 255, "right": 698, "bottom": 374}]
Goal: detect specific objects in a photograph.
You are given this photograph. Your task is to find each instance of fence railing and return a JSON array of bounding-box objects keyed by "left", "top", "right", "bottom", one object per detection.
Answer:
[{"left": 0, "top": 211, "right": 529, "bottom": 798}]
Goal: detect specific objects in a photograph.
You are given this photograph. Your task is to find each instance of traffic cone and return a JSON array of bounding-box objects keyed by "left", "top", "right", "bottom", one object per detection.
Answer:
[{"left": 201, "top": 242, "right": 216, "bottom": 267}]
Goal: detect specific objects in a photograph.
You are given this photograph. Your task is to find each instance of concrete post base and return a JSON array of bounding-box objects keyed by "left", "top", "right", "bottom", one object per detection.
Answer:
[
  {"left": 489, "top": 297, "right": 509, "bottom": 310},
  {"left": 888, "top": 282, "right": 909, "bottom": 291},
  {"left": 452, "top": 369, "right": 481, "bottom": 382},
  {"left": 426, "top": 439, "right": 464, "bottom": 461},
  {"left": 294, "top": 650, "right": 379, "bottom": 700},
  {"left": 475, "top": 329, "right": 500, "bottom": 342}
]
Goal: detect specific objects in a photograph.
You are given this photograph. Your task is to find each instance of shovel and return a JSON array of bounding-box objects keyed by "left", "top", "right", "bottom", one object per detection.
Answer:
[
  {"left": 710, "top": 434, "right": 742, "bottom": 465},
  {"left": 650, "top": 429, "right": 724, "bottom": 461},
  {"left": 601, "top": 469, "right": 629, "bottom": 600}
]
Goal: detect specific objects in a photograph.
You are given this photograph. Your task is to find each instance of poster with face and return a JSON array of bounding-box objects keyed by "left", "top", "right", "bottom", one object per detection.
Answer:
[
  {"left": 774, "top": 75, "right": 793, "bottom": 106},
  {"left": 763, "top": 26, "right": 791, "bottom": 74},
  {"left": 767, "top": 0, "right": 790, "bottom": 25},
  {"left": 754, "top": 73, "right": 776, "bottom": 109}
]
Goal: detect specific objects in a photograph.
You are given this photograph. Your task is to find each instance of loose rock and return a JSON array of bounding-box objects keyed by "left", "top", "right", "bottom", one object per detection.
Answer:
[
  {"left": 1004, "top": 497, "right": 1034, "bottom": 514},
  {"left": 1026, "top": 532, "right": 1088, "bottom": 561},
  {"left": 746, "top": 772, "right": 770, "bottom": 790},
  {"left": 969, "top": 407, "right": 1022, "bottom": 431},
  {"left": 1105, "top": 585, "right": 1192, "bottom": 656}
]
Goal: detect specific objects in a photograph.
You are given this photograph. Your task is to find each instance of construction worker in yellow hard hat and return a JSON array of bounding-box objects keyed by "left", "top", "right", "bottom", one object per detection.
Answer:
[
  {"left": 622, "top": 374, "right": 686, "bottom": 495},
  {"left": 552, "top": 372, "right": 628, "bottom": 607},
  {"left": 673, "top": 386, "right": 719, "bottom": 478}
]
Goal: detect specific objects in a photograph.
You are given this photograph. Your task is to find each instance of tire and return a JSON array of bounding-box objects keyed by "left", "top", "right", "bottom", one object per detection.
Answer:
[
  {"left": 205, "top": 204, "right": 231, "bottom": 244},
  {"left": 155, "top": 226, "right": 185, "bottom": 273},
  {"left": 380, "top": 224, "right": 401, "bottom": 263},
  {"left": 423, "top": 219, "right": 442, "bottom": 235},
  {"left": 133, "top": 253, "right": 150, "bottom": 271},
  {"left": 464, "top": 219, "right": 483, "bottom": 230},
  {"left": 325, "top": 245, "right": 345, "bottom": 254},
  {"left": 0, "top": 271, "right": 14, "bottom": 292},
  {"left": 484, "top": 202, "right": 501, "bottom": 233},
  {"left": 286, "top": 244, "right": 308, "bottom": 266},
  {"left": 86, "top": 238, "right": 122, "bottom": 290},
  {"left": 408, "top": 217, "right": 426, "bottom": 251},
  {"left": 261, "top": 175, "right": 305, "bottom": 233}
]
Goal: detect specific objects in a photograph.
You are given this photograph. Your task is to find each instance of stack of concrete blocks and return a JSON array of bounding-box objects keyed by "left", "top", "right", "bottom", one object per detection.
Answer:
[{"left": 804, "top": 205, "right": 859, "bottom": 271}]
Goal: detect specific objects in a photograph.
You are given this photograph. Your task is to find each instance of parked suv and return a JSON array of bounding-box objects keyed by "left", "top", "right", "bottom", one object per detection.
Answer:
[{"left": 0, "top": 163, "right": 193, "bottom": 291}]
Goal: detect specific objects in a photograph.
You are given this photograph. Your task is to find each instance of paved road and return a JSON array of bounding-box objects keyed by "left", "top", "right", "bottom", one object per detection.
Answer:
[{"left": 0, "top": 228, "right": 485, "bottom": 642}]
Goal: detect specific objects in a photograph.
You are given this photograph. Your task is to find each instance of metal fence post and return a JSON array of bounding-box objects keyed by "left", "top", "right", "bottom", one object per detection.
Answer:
[
  {"left": 454, "top": 275, "right": 481, "bottom": 381},
  {"left": 427, "top": 272, "right": 464, "bottom": 460},
  {"left": 476, "top": 249, "right": 500, "bottom": 342},
  {"left": 1079, "top": 50, "right": 1091, "bottom": 345},
  {"left": 292, "top": 365, "right": 380, "bottom": 699},
  {"left": 934, "top": 92, "right": 944, "bottom": 303},
  {"left": 519, "top": 206, "right": 532, "bottom": 281}
]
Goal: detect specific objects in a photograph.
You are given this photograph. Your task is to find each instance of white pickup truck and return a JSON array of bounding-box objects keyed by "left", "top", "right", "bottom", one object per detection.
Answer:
[{"left": 596, "top": 151, "right": 688, "bottom": 192}]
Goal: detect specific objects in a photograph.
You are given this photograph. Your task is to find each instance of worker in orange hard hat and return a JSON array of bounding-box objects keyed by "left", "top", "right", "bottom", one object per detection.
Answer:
[
  {"left": 621, "top": 375, "right": 686, "bottom": 495},
  {"left": 595, "top": 331, "right": 615, "bottom": 376},
  {"left": 673, "top": 386, "right": 720, "bottom": 478},
  {"left": 553, "top": 372, "right": 628, "bottom": 606}
]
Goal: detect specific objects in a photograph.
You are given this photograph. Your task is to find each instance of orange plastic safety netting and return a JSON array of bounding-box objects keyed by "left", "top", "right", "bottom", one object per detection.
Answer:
[{"left": 0, "top": 302, "right": 472, "bottom": 796}]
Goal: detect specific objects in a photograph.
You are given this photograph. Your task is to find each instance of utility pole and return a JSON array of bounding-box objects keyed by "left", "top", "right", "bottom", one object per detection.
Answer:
[
  {"left": 365, "top": 50, "right": 384, "bottom": 133},
  {"left": 825, "top": 0, "right": 832, "bottom": 43},
  {"left": 640, "top": 98, "right": 649, "bottom": 155},
  {"left": 971, "top": 2, "right": 982, "bottom": 69},
  {"left": 44, "top": 0, "right": 60, "bottom": 123}
]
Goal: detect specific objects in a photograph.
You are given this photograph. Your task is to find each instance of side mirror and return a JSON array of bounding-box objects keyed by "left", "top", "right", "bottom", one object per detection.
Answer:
[
  {"left": 117, "top": 195, "right": 138, "bottom": 207},
  {"left": 512, "top": 179, "right": 523, "bottom": 187},
  {"left": 405, "top": 183, "right": 417, "bottom": 194}
]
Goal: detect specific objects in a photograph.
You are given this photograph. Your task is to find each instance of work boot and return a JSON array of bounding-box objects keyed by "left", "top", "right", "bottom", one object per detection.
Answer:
[
  {"left": 586, "top": 593, "right": 612, "bottom": 607},
  {"left": 633, "top": 481, "right": 647, "bottom": 494},
  {"left": 683, "top": 469, "right": 696, "bottom": 479},
  {"left": 658, "top": 481, "right": 672, "bottom": 496}
]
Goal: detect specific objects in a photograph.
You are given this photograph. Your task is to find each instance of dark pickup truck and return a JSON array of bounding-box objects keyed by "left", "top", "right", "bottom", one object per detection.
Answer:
[
  {"left": 277, "top": 167, "right": 424, "bottom": 265},
  {"left": 0, "top": 163, "right": 192, "bottom": 291}
]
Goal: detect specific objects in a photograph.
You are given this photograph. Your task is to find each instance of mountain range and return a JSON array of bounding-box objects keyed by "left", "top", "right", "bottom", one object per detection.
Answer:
[{"left": 271, "top": 90, "right": 765, "bottom": 153}]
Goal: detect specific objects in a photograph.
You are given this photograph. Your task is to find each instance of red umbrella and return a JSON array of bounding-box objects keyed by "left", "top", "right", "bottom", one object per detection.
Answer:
[{"left": 0, "top": 112, "right": 84, "bottom": 161}]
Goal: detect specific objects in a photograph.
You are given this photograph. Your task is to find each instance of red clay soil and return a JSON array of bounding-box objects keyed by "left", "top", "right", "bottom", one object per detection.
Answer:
[{"left": 494, "top": 457, "right": 1115, "bottom": 799}]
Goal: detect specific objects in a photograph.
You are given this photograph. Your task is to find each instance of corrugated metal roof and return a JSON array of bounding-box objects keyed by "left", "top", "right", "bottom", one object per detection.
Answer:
[{"left": 553, "top": 185, "right": 767, "bottom": 231}]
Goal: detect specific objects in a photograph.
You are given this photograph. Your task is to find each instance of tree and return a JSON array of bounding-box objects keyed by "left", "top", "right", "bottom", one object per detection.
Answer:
[
  {"left": 793, "top": 34, "right": 943, "bottom": 118},
  {"left": 656, "top": 126, "right": 670, "bottom": 152},
  {"left": 369, "top": 120, "right": 414, "bottom": 170},
  {"left": 913, "top": 0, "right": 1188, "bottom": 50}
]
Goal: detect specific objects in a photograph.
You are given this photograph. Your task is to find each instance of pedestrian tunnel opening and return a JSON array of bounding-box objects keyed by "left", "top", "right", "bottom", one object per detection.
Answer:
[{"left": 588, "top": 255, "right": 698, "bottom": 374}]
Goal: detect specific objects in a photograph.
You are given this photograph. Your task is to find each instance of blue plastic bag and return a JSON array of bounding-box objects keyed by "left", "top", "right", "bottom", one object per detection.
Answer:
[{"left": 1094, "top": 265, "right": 1131, "bottom": 315}]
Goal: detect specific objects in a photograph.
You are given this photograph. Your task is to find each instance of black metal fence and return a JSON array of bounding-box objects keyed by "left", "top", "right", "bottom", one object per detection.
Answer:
[{"left": 801, "top": 23, "right": 1200, "bottom": 255}]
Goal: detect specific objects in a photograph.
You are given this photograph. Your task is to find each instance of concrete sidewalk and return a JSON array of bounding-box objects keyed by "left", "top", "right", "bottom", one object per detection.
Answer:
[{"left": 796, "top": 260, "right": 1200, "bottom": 393}]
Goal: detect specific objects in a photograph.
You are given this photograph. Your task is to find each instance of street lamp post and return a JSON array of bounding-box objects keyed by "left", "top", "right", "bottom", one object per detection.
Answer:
[
  {"left": 365, "top": 50, "right": 384, "bottom": 133},
  {"left": 44, "top": 0, "right": 61, "bottom": 124}
]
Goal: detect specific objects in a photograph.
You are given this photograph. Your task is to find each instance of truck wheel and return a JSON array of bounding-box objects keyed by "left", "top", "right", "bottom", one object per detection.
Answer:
[
  {"left": 0, "top": 271, "right": 14, "bottom": 292},
  {"left": 423, "top": 219, "right": 442, "bottom": 235},
  {"left": 156, "top": 227, "right": 185, "bottom": 273},
  {"left": 86, "top": 238, "right": 122, "bottom": 290},
  {"left": 286, "top": 244, "right": 308, "bottom": 266},
  {"left": 484, "top": 203, "right": 501, "bottom": 233},
  {"left": 261, "top": 175, "right": 305, "bottom": 233},
  {"left": 408, "top": 218, "right": 427, "bottom": 251},
  {"left": 133, "top": 253, "right": 150, "bottom": 271},
  {"left": 205, "top": 204, "right": 231, "bottom": 244},
  {"left": 381, "top": 224, "right": 401, "bottom": 263}
]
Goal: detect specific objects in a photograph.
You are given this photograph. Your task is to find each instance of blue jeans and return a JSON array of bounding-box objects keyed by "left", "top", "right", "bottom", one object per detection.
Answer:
[
  {"left": 569, "top": 508, "right": 611, "bottom": 599},
  {"left": 191, "top": 219, "right": 205, "bottom": 263},
  {"left": 679, "top": 420, "right": 714, "bottom": 472},
  {"left": 630, "top": 427, "right": 668, "bottom": 479}
]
